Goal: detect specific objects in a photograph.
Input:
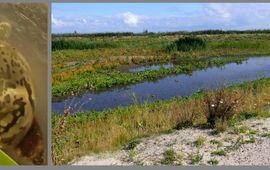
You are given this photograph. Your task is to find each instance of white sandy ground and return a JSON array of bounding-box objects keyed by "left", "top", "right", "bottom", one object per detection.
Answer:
[{"left": 71, "top": 117, "right": 270, "bottom": 166}]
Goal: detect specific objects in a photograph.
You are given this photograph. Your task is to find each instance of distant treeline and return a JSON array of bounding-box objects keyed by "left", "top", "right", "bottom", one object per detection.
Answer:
[
  {"left": 52, "top": 29, "right": 270, "bottom": 51},
  {"left": 52, "top": 29, "right": 270, "bottom": 38}
]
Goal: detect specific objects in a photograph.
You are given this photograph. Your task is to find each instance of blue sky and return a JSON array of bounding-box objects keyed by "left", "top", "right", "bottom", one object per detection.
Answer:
[{"left": 52, "top": 3, "right": 270, "bottom": 33}]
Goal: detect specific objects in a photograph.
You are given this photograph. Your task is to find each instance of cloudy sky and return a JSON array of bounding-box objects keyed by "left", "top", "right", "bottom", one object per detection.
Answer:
[{"left": 52, "top": 3, "right": 270, "bottom": 33}]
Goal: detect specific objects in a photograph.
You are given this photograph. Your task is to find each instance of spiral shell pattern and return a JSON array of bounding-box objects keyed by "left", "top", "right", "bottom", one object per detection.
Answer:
[{"left": 0, "top": 37, "right": 35, "bottom": 148}]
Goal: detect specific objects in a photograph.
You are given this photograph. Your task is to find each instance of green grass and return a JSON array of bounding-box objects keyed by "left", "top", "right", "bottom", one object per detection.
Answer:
[
  {"left": 210, "top": 139, "right": 223, "bottom": 147},
  {"left": 233, "top": 125, "right": 250, "bottom": 135},
  {"left": 52, "top": 31, "right": 270, "bottom": 93},
  {"left": 52, "top": 56, "right": 246, "bottom": 97},
  {"left": 51, "top": 31, "right": 270, "bottom": 165},
  {"left": 161, "top": 149, "right": 177, "bottom": 165},
  {"left": 124, "top": 138, "right": 141, "bottom": 150},
  {"left": 211, "top": 149, "right": 226, "bottom": 156},
  {"left": 209, "top": 40, "right": 270, "bottom": 49},
  {"left": 207, "top": 159, "right": 219, "bottom": 165},
  {"left": 52, "top": 30, "right": 270, "bottom": 39},
  {"left": 52, "top": 33, "right": 270, "bottom": 62},
  {"left": 261, "top": 133, "right": 270, "bottom": 138},
  {"left": 249, "top": 130, "right": 259, "bottom": 135},
  {"left": 52, "top": 35, "right": 171, "bottom": 51},
  {"left": 127, "top": 150, "right": 137, "bottom": 162},
  {"left": 52, "top": 39, "right": 120, "bottom": 51},
  {"left": 194, "top": 136, "right": 206, "bottom": 148},
  {"left": 52, "top": 31, "right": 270, "bottom": 51},
  {"left": 190, "top": 153, "right": 203, "bottom": 164},
  {"left": 243, "top": 136, "right": 256, "bottom": 144},
  {"left": 52, "top": 78, "right": 270, "bottom": 165}
]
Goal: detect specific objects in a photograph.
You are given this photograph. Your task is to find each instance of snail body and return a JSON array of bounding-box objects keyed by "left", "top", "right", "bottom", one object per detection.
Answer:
[{"left": 0, "top": 22, "right": 40, "bottom": 164}]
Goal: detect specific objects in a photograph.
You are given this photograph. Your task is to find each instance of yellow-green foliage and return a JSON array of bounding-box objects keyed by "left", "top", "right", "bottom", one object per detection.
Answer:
[
  {"left": 52, "top": 33, "right": 270, "bottom": 87},
  {"left": 52, "top": 78, "right": 270, "bottom": 165}
]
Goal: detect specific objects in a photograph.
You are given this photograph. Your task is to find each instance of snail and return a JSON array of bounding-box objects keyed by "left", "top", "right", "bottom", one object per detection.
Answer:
[{"left": 0, "top": 22, "right": 44, "bottom": 165}]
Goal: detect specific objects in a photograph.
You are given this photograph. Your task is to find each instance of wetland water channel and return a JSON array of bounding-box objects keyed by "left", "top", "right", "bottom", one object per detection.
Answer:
[{"left": 53, "top": 56, "right": 270, "bottom": 114}]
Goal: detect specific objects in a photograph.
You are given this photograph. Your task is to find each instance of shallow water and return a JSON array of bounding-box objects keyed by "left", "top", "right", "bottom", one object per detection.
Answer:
[
  {"left": 52, "top": 56, "right": 270, "bottom": 114},
  {"left": 119, "top": 63, "right": 174, "bottom": 72}
]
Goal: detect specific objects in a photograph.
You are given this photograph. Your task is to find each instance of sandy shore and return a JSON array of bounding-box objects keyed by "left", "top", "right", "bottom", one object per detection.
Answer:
[{"left": 71, "top": 117, "right": 270, "bottom": 166}]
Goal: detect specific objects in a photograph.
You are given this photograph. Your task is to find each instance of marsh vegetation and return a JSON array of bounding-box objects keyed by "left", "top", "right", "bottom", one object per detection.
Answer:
[{"left": 52, "top": 31, "right": 270, "bottom": 165}]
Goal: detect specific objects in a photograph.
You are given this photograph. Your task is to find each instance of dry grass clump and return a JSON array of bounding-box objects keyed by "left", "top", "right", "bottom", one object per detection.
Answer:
[
  {"left": 203, "top": 89, "right": 245, "bottom": 129},
  {"left": 52, "top": 97, "right": 204, "bottom": 164},
  {"left": 52, "top": 78, "right": 270, "bottom": 165}
]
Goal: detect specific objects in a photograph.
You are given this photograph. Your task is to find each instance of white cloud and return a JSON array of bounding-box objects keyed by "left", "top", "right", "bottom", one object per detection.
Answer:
[
  {"left": 51, "top": 15, "right": 66, "bottom": 27},
  {"left": 82, "top": 18, "right": 87, "bottom": 24},
  {"left": 52, "top": 4, "right": 270, "bottom": 33},
  {"left": 120, "top": 12, "right": 140, "bottom": 27},
  {"left": 208, "top": 4, "right": 232, "bottom": 19}
]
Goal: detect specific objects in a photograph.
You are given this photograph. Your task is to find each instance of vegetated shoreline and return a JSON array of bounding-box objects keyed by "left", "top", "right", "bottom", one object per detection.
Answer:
[
  {"left": 52, "top": 56, "right": 248, "bottom": 98},
  {"left": 52, "top": 77, "right": 270, "bottom": 165},
  {"left": 52, "top": 32, "right": 270, "bottom": 97}
]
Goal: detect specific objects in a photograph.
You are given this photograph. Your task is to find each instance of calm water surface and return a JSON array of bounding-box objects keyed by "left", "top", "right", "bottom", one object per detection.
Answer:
[{"left": 52, "top": 56, "right": 270, "bottom": 114}]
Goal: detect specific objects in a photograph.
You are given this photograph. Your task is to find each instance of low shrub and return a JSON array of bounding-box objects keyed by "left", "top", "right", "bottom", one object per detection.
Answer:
[
  {"left": 166, "top": 37, "right": 206, "bottom": 53},
  {"left": 203, "top": 89, "right": 244, "bottom": 128}
]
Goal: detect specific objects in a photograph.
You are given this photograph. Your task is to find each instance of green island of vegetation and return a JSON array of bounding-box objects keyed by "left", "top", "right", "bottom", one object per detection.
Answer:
[
  {"left": 52, "top": 30, "right": 270, "bottom": 97},
  {"left": 52, "top": 30, "right": 270, "bottom": 165}
]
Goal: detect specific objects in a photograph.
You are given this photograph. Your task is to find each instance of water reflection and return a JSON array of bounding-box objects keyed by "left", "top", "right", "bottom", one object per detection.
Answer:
[{"left": 53, "top": 56, "right": 270, "bottom": 114}]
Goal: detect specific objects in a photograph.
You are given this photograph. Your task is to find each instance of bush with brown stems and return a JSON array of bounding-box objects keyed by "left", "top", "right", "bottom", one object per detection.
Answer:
[{"left": 203, "top": 89, "right": 244, "bottom": 128}]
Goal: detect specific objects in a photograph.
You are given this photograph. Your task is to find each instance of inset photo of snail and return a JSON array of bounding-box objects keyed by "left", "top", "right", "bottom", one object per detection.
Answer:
[{"left": 0, "top": 3, "right": 48, "bottom": 165}]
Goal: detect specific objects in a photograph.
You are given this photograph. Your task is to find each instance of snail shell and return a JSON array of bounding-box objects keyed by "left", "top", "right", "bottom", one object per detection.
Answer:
[{"left": 0, "top": 22, "right": 35, "bottom": 149}]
